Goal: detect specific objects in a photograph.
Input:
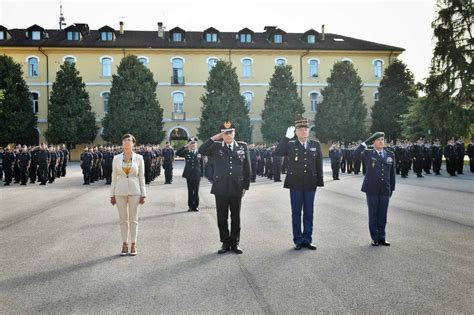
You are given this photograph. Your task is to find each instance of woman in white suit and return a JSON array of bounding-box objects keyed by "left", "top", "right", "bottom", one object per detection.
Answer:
[{"left": 110, "top": 134, "right": 146, "bottom": 256}]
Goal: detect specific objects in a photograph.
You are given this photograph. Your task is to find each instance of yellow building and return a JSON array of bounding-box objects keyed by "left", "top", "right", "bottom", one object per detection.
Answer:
[{"left": 0, "top": 23, "right": 403, "bottom": 145}]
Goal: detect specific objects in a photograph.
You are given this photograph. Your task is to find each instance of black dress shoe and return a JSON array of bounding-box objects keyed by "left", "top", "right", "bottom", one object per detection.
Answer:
[
  {"left": 294, "top": 244, "right": 302, "bottom": 250},
  {"left": 371, "top": 240, "right": 379, "bottom": 246},
  {"left": 218, "top": 244, "right": 230, "bottom": 254},
  {"left": 304, "top": 243, "right": 317, "bottom": 250},
  {"left": 187, "top": 209, "right": 193, "bottom": 212},
  {"left": 193, "top": 208, "right": 199, "bottom": 212},
  {"left": 379, "top": 240, "right": 391, "bottom": 246},
  {"left": 231, "top": 245, "right": 243, "bottom": 254}
]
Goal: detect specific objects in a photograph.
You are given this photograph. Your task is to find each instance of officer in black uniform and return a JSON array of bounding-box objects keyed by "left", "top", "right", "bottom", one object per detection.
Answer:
[
  {"left": 431, "top": 139, "right": 443, "bottom": 175},
  {"left": 274, "top": 118, "right": 324, "bottom": 250},
  {"left": 329, "top": 142, "right": 342, "bottom": 180},
  {"left": 177, "top": 137, "right": 204, "bottom": 212},
  {"left": 18, "top": 145, "right": 31, "bottom": 185},
  {"left": 455, "top": 138, "right": 465, "bottom": 175},
  {"left": 0, "top": 146, "right": 4, "bottom": 182},
  {"left": 162, "top": 142, "right": 175, "bottom": 184},
  {"left": 3, "top": 146, "right": 15, "bottom": 186},
  {"left": 444, "top": 138, "right": 457, "bottom": 176},
  {"left": 61, "top": 144, "right": 69, "bottom": 177},
  {"left": 80, "top": 147, "right": 93, "bottom": 185},
  {"left": 412, "top": 139, "right": 424, "bottom": 178},
  {"left": 37, "top": 143, "right": 50, "bottom": 185},
  {"left": 354, "top": 132, "right": 395, "bottom": 246},
  {"left": 467, "top": 138, "right": 474, "bottom": 173},
  {"left": 103, "top": 146, "right": 114, "bottom": 184},
  {"left": 198, "top": 121, "right": 251, "bottom": 255},
  {"left": 272, "top": 145, "right": 283, "bottom": 182},
  {"left": 249, "top": 144, "right": 258, "bottom": 183}
]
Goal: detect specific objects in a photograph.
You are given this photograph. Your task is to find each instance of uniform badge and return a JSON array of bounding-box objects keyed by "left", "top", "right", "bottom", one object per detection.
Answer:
[
  {"left": 295, "top": 156, "right": 298, "bottom": 161},
  {"left": 310, "top": 148, "right": 317, "bottom": 152},
  {"left": 371, "top": 157, "right": 377, "bottom": 168},
  {"left": 386, "top": 157, "right": 393, "bottom": 163},
  {"left": 237, "top": 150, "right": 244, "bottom": 155},
  {"left": 197, "top": 154, "right": 201, "bottom": 158}
]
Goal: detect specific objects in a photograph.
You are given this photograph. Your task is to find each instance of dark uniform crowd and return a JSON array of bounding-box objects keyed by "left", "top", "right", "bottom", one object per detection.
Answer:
[
  {"left": 0, "top": 143, "right": 69, "bottom": 186},
  {"left": 328, "top": 137, "right": 474, "bottom": 180}
]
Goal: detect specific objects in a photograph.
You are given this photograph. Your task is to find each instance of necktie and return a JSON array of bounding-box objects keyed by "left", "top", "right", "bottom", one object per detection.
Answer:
[{"left": 379, "top": 151, "right": 383, "bottom": 158}]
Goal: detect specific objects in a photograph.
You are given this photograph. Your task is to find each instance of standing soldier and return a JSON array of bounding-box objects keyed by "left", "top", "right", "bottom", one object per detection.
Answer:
[
  {"left": 340, "top": 144, "right": 347, "bottom": 173},
  {"left": 198, "top": 121, "right": 251, "bottom": 254},
  {"left": 18, "top": 145, "right": 31, "bottom": 185},
  {"left": 0, "top": 146, "right": 4, "bottom": 182},
  {"left": 61, "top": 144, "right": 69, "bottom": 177},
  {"left": 467, "top": 138, "right": 474, "bottom": 173},
  {"left": 455, "top": 137, "right": 465, "bottom": 175},
  {"left": 274, "top": 118, "right": 324, "bottom": 250},
  {"left": 431, "top": 139, "right": 443, "bottom": 175},
  {"left": 346, "top": 144, "right": 354, "bottom": 174},
  {"left": 249, "top": 144, "right": 258, "bottom": 183},
  {"left": 176, "top": 137, "right": 204, "bottom": 212},
  {"left": 162, "top": 142, "right": 175, "bottom": 184},
  {"left": 400, "top": 141, "right": 412, "bottom": 178},
  {"left": 13, "top": 146, "right": 21, "bottom": 184},
  {"left": 444, "top": 138, "right": 457, "bottom": 176},
  {"left": 3, "top": 146, "right": 15, "bottom": 186},
  {"left": 48, "top": 146, "right": 58, "bottom": 183},
  {"left": 329, "top": 142, "right": 342, "bottom": 180},
  {"left": 412, "top": 139, "right": 424, "bottom": 178},
  {"left": 37, "top": 143, "right": 50, "bottom": 185},
  {"left": 103, "top": 146, "right": 114, "bottom": 185},
  {"left": 56, "top": 146, "right": 63, "bottom": 179},
  {"left": 272, "top": 145, "right": 283, "bottom": 182},
  {"left": 422, "top": 142, "right": 432, "bottom": 175},
  {"left": 354, "top": 132, "right": 395, "bottom": 247},
  {"left": 143, "top": 146, "right": 153, "bottom": 184},
  {"left": 80, "top": 147, "right": 93, "bottom": 185}
]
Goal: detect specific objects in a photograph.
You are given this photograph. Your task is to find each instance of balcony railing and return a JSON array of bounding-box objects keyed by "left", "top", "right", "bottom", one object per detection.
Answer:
[
  {"left": 172, "top": 111, "right": 186, "bottom": 121},
  {"left": 171, "top": 76, "right": 185, "bottom": 85}
]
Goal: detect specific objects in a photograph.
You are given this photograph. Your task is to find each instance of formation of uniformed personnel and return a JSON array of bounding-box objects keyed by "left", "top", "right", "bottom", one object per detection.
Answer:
[
  {"left": 176, "top": 137, "right": 204, "bottom": 212},
  {"left": 354, "top": 132, "right": 395, "bottom": 246},
  {"left": 162, "top": 142, "right": 175, "bottom": 184},
  {"left": 274, "top": 117, "right": 324, "bottom": 250},
  {"left": 198, "top": 121, "right": 251, "bottom": 255},
  {"left": 329, "top": 142, "right": 342, "bottom": 180}
]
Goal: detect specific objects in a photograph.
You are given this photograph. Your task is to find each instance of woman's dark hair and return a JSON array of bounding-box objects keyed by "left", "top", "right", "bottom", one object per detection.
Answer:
[{"left": 122, "top": 133, "right": 136, "bottom": 144}]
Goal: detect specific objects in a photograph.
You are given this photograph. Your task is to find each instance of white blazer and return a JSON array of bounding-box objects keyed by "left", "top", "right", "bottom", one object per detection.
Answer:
[{"left": 110, "top": 152, "right": 147, "bottom": 197}]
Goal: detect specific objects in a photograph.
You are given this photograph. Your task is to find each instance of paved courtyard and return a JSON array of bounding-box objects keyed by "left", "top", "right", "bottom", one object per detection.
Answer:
[{"left": 1, "top": 161, "right": 473, "bottom": 314}]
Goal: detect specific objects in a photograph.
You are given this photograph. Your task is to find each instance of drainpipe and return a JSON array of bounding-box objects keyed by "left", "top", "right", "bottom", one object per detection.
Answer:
[
  {"left": 228, "top": 49, "right": 232, "bottom": 62},
  {"left": 299, "top": 50, "right": 309, "bottom": 97},
  {"left": 38, "top": 47, "right": 49, "bottom": 129},
  {"left": 122, "top": 48, "right": 126, "bottom": 57},
  {"left": 388, "top": 50, "right": 394, "bottom": 64}
]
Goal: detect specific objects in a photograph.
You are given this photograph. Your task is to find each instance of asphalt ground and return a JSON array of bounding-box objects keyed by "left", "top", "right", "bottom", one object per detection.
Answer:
[{"left": 0, "top": 160, "right": 473, "bottom": 314}]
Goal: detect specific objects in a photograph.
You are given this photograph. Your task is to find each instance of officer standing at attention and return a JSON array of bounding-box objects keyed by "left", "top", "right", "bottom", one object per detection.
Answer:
[
  {"left": 176, "top": 137, "right": 204, "bottom": 212},
  {"left": 467, "top": 138, "right": 474, "bottom": 173},
  {"left": 37, "top": 143, "right": 50, "bottom": 186},
  {"left": 3, "top": 146, "right": 15, "bottom": 186},
  {"left": 18, "top": 145, "right": 31, "bottom": 185},
  {"left": 162, "top": 142, "right": 175, "bottom": 184},
  {"left": 80, "top": 147, "right": 93, "bottom": 185},
  {"left": 274, "top": 118, "right": 324, "bottom": 250},
  {"left": 354, "top": 132, "right": 396, "bottom": 247},
  {"left": 329, "top": 142, "right": 342, "bottom": 180},
  {"left": 198, "top": 121, "right": 251, "bottom": 255}
]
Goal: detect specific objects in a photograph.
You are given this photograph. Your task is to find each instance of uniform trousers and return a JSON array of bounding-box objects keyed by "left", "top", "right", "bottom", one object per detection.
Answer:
[
  {"left": 116, "top": 195, "right": 141, "bottom": 243},
  {"left": 186, "top": 178, "right": 200, "bottom": 210},
  {"left": 366, "top": 194, "right": 390, "bottom": 241},
  {"left": 290, "top": 189, "right": 316, "bottom": 245},
  {"left": 163, "top": 163, "right": 173, "bottom": 183},
  {"left": 215, "top": 195, "right": 241, "bottom": 246}
]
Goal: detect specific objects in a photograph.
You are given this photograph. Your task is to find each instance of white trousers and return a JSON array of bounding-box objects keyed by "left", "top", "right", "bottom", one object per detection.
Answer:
[{"left": 115, "top": 195, "right": 141, "bottom": 243}]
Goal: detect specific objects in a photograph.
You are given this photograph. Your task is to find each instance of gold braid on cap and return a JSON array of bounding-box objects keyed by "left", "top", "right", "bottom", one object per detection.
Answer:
[{"left": 224, "top": 121, "right": 231, "bottom": 129}]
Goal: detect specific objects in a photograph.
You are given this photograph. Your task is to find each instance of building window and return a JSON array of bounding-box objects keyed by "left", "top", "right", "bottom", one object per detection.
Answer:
[
  {"left": 64, "top": 56, "right": 76, "bottom": 64},
  {"left": 240, "top": 34, "right": 252, "bottom": 43},
  {"left": 101, "top": 57, "right": 112, "bottom": 77},
  {"left": 173, "top": 33, "right": 182, "bottom": 42},
  {"left": 28, "top": 57, "right": 39, "bottom": 77},
  {"left": 208, "top": 58, "right": 218, "bottom": 71},
  {"left": 138, "top": 57, "right": 149, "bottom": 67},
  {"left": 309, "top": 59, "right": 319, "bottom": 77},
  {"left": 310, "top": 92, "right": 319, "bottom": 112},
  {"left": 0, "top": 32, "right": 4, "bottom": 40},
  {"left": 374, "top": 60, "right": 383, "bottom": 79},
  {"left": 102, "top": 92, "right": 110, "bottom": 112},
  {"left": 173, "top": 92, "right": 184, "bottom": 113},
  {"left": 275, "top": 58, "right": 286, "bottom": 66},
  {"left": 172, "top": 58, "right": 184, "bottom": 84},
  {"left": 30, "top": 92, "right": 39, "bottom": 113},
  {"left": 307, "top": 35, "right": 316, "bottom": 44},
  {"left": 243, "top": 92, "right": 253, "bottom": 112},
  {"left": 206, "top": 33, "right": 218, "bottom": 42},
  {"left": 32, "top": 31, "right": 41, "bottom": 40},
  {"left": 67, "top": 31, "right": 80, "bottom": 41},
  {"left": 274, "top": 34, "right": 283, "bottom": 43},
  {"left": 242, "top": 58, "right": 252, "bottom": 77},
  {"left": 101, "top": 32, "right": 113, "bottom": 41},
  {"left": 374, "top": 91, "right": 380, "bottom": 102}
]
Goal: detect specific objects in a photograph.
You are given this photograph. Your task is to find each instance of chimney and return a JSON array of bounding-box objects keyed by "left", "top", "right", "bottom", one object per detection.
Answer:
[
  {"left": 264, "top": 26, "right": 277, "bottom": 34},
  {"left": 158, "top": 22, "right": 164, "bottom": 38},
  {"left": 321, "top": 24, "right": 325, "bottom": 41},
  {"left": 119, "top": 21, "right": 124, "bottom": 34}
]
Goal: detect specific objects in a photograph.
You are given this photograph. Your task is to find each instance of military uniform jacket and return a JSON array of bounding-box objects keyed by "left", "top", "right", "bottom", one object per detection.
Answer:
[
  {"left": 274, "top": 138, "right": 324, "bottom": 190},
  {"left": 176, "top": 147, "right": 204, "bottom": 180},
  {"left": 354, "top": 144, "right": 396, "bottom": 196},
  {"left": 198, "top": 139, "right": 251, "bottom": 197}
]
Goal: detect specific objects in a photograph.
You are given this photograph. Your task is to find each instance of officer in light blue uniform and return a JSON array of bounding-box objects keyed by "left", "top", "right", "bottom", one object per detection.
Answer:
[{"left": 354, "top": 132, "right": 396, "bottom": 246}]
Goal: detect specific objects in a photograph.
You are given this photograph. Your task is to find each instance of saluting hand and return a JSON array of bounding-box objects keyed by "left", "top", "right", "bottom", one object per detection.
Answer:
[
  {"left": 285, "top": 126, "right": 296, "bottom": 139},
  {"left": 211, "top": 131, "right": 226, "bottom": 141}
]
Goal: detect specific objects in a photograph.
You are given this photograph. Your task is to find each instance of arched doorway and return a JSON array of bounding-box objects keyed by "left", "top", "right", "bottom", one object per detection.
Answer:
[{"left": 168, "top": 126, "right": 189, "bottom": 149}]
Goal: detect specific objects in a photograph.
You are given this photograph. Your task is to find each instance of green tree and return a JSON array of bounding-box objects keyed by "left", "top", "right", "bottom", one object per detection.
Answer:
[
  {"left": 0, "top": 55, "right": 37, "bottom": 145},
  {"left": 198, "top": 60, "right": 251, "bottom": 142},
  {"left": 102, "top": 55, "right": 165, "bottom": 144},
  {"left": 370, "top": 60, "right": 418, "bottom": 141},
  {"left": 261, "top": 65, "right": 305, "bottom": 143},
  {"left": 46, "top": 61, "right": 97, "bottom": 146},
  {"left": 314, "top": 61, "right": 368, "bottom": 142},
  {"left": 427, "top": 0, "right": 473, "bottom": 103}
]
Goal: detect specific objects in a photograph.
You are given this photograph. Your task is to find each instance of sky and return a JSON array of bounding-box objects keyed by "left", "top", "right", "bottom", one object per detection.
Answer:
[{"left": 0, "top": 0, "right": 438, "bottom": 83}]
